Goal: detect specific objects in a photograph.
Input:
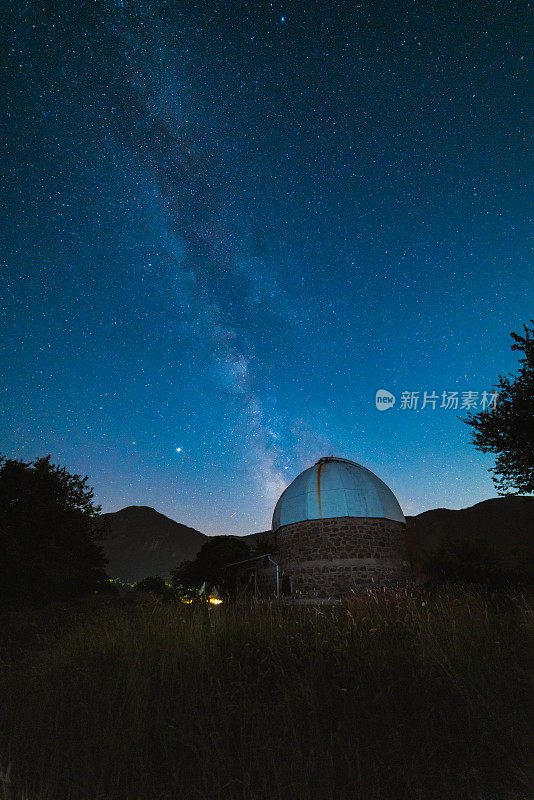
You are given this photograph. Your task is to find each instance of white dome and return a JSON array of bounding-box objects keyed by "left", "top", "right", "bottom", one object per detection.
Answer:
[{"left": 272, "top": 457, "right": 405, "bottom": 529}]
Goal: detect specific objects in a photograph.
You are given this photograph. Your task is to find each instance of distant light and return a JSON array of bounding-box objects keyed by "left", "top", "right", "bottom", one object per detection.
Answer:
[
  {"left": 281, "top": 16, "right": 286, "bottom": 22},
  {"left": 208, "top": 588, "right": 222, "bottom": 605},
  {"left": 176, "top": 447, "right": 182, "bottom": 452}
]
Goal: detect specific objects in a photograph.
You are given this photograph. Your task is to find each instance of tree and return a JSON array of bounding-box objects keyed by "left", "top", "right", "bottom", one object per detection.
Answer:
[
  {"left": 134, "top": 575, "right": 168, "bottom": 595},
  {"left": 171, "top": 535, "right": 250, "bottom": 592},
  {"left": 428, "top": 537, "right": 501, "bottom": 585},
  {"left": 0, "top": 454, "right": 108, "bottom": 606},
  {"left": 462, "top": 320, "right": 534, "bottom": 494},
  {"left": 251, "top": 534, "right": 273, "bottom": 557},
  {"left": 428, "top": 536, "right": 534, "bottom": 587}
]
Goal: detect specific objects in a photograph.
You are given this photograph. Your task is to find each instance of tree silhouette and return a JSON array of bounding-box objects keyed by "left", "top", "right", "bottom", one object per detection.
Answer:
[
  {"left": 171, "top": 535, "right": 250, "bottom": 592},
  {"left": 135, "top": 575, "right": 169, "bottom": 597},
  {"left": 428, "top": 536, "right": 534, "bottom": 587},
  {"left": 0, "top": 454, "right": 108, "bottom": 606},
  {"left": 462, "top": 320, "right": 534, "bottom": 494}
]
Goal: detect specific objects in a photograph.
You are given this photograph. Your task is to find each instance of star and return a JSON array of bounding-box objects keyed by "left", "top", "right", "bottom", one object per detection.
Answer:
[{"left": 2, "top": 0, "right": 530, "bottom": 532}]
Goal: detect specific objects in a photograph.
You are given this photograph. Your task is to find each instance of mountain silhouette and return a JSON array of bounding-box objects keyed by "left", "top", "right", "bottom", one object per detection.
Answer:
[
  {"left": 99, "top": 497, "right": 534, "bottom": 585},
  {"left": 405, "top": 496, "right": 534, "bottom": 582},
  {"left": 99, "top": 506, "right": 208, "bottom": 583}
]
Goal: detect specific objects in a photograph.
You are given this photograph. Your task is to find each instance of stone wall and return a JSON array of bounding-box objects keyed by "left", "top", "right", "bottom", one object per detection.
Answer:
[{"left": 275, "top": 516, "right": 412, "bottom": 598}]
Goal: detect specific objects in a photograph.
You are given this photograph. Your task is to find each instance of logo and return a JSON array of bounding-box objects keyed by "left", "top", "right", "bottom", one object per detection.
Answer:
[
  {"left": 375, "top": 389, "right": 396, "bottom": 411},
  {"left": 374, "top": 388, "right": 498, "bottom": 412}
]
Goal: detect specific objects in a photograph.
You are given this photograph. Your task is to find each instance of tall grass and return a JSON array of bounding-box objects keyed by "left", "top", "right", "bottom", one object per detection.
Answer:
[{"left": 0, "top": 587, "right": 533, "bottom": 800}]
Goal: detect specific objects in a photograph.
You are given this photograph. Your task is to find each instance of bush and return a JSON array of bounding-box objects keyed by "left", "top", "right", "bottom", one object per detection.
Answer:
[
  {"left": 428, "top": 536, "right": 534, "bottom": 587},
  {"left": 171, "top": 535, "right": 251, "bottom": 592},
  {"left": 251, "top": 533, "right": 274, "bottom": 556},
  {"left": 134, "top": 575, "right": 169, "bottom": 596}
]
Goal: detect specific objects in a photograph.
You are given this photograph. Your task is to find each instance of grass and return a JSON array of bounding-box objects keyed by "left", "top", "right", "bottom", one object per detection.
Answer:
[{"left": 0, "top": 587, "right": 533, "bottom": 800}]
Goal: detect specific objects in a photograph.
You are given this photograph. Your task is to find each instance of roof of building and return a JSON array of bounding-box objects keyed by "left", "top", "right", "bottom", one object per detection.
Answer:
[
  {"left": 272, "top": 456, "right": 405, "bottom": 529},
  {"left": 225, "top": 553, "right": 278, "bottom": 568}
]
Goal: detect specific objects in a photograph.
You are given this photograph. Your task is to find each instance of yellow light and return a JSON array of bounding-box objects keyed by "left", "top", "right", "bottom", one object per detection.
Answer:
[{"left": 208, "top": 597, "right": 223, "bottom": 605}]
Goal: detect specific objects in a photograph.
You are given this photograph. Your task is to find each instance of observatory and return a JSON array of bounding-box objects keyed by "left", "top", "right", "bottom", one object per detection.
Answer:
[
  {"left": 227, "top": 456, "right": 412, "bottom": 602},
  {"left": 272, "top": 456, "right": 405, "bottom": 528}
]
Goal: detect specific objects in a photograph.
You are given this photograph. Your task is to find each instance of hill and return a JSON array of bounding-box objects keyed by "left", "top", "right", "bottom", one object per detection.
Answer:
[
  {"left": 405, "top": 496, "right": 534, "bottom": 582},
  {"left": 99, "top": 506, "right": 208, "bottom": 583},
  {"left": 241, "top": 529, "right": 274, "bottom": 549},
  {"left": 99, "top": 497, "right": 534, "bottom": 585},
  {"left": 243, "top": 498, "right": 534, "bottom": 583}
]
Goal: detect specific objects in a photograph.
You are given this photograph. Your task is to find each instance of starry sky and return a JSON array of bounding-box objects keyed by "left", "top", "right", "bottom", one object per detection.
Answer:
[{"left": 2, "top": 1, "right": 532, "bottom": 535}]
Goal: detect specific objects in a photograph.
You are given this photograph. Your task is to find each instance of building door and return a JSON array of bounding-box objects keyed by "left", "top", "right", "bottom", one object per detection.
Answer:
[
  {"left": 242, "top": 567, "right": 256, "bottom": 598},
  {"left": 280, "top": 575, "right": 293, "bottom": 597}
]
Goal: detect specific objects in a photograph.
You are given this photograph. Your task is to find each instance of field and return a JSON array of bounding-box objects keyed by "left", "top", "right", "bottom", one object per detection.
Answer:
[{"left": 0, "top": 587, "right": 533, "bottom": 800}]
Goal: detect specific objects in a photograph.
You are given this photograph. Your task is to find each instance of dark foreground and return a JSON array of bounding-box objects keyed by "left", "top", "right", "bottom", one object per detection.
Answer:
[{"left": 0, "top": 587, "right": 533, "bottom": 800}]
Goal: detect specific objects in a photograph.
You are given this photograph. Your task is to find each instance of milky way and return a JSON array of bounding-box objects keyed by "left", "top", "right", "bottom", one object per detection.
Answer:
[
  {"left": 108, "top": 25, "right": 292, "bottom": 502},
  {"left": 2, "top": 2, "right": 531, "bottom": 534}
]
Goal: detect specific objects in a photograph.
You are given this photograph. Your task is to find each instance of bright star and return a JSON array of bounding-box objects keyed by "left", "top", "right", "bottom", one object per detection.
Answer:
[{"left": 176, "top": 447, "right": 182, "bottom": 453}]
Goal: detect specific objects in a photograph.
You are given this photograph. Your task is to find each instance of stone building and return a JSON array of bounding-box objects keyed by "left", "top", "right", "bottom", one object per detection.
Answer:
[{"left": 226, "top": 456, "right": 412, "bottom": 602}]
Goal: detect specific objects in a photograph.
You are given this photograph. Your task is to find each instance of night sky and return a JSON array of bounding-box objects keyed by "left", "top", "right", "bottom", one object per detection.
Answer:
[{"left": 2, "top": 1, "right": 531, "bottom": 535}]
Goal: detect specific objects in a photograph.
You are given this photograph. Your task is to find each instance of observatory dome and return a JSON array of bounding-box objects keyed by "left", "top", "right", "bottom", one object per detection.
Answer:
[{"left": 272, "top": 456, "right": 405, "bottom": 529}]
